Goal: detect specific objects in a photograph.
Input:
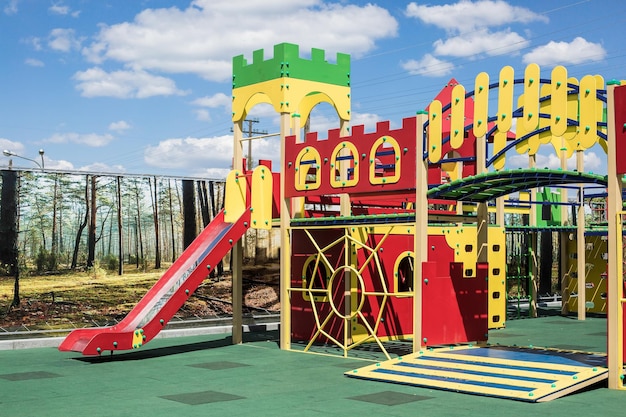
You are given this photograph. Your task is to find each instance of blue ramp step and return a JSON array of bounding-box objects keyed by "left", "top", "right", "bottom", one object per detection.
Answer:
[{"left": 346, "top": 346, "right": 608, "bottom": 402}]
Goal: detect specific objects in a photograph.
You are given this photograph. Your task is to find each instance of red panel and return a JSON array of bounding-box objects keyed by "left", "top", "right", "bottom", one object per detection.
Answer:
[
  {"left": 614, "top": 85, "right": 626, "bottom": 175},
  {"left": 421, "top": 261, "right": 488, "bottom": 346},
  {"left": 284, "top": 118, "right": 418, "bottom": 197}
]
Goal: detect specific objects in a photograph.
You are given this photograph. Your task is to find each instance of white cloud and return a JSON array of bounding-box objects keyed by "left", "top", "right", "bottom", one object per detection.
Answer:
[
  {"left": 144, "top": 136, "right": 234, "bottom": 170},
  {"left": 192, "top": 93, "right": 231, "bottom": 108},
  {"left": 433, "top": 29, "right": 529, "bottom": 58},
  {"left": 48, "top": 28, "right": 82, "bottom": 52},
  {"left": 523, "top": 37, "right": 606, "bottom": 66},
  {"left": 194, "top": 109, "right": 211, "bottom": 121},
  {"left": 405, "top": 0, "right": 548, "bottom": 34},
  {"left": 507, "top": 150, "right": 604, "bottom": 172},
  {"left": 144, "top": 134, "right": 281, "bottom": 173},
  {"left": 350, "top": 112, "right": 382, "bottom": 131},
  {"left": 108, "top": 120, "right": 131, "bottom": 132},
  {"left": 401, "top": 54, "right": 455, "bottom": 77},
  {"left": 81, "top": 1, "right": 397, "bottom": 82},
  {"left": 4, "top": 0, "right": 18, "bottom": 15},
  {"left": 44, "top": 158, "right": 74, "bottom": 171},
  {"left": 78, "top": 162, "right": 126, "bottom": 173},
  {"left": 0, "top": 138, "right": 25, "bottom": 156},
  {"left": 73, "top": 67, "right": 188, "bottom": 98},
  {"left": 49, "top": 3, "right": 69, "bottom": 15},
  {"left": 44, "top": 132, "right": 115, "bottom": 147},
  {"left": 25, "top": 58, "right": 44, "bottom": 67}
]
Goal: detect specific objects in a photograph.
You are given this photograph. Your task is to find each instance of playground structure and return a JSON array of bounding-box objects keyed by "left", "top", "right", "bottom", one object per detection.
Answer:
[{"left": 61, "top": 42, "right": 626, "bottom": 399}]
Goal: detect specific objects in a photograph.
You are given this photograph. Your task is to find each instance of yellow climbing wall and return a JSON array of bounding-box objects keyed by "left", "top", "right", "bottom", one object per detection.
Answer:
[{"left": 566, "top": 235, "right": 607, "bottom": 314}]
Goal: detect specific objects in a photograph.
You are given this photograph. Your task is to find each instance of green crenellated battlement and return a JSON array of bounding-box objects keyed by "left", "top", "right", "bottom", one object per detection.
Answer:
[{"left": 232, "top": 43, "right": 350, "bottom": 89}]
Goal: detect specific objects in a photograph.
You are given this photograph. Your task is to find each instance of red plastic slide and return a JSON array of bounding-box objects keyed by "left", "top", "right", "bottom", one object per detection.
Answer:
[{"left": 58, "top": 208, "right": 250, "bottom": 356}]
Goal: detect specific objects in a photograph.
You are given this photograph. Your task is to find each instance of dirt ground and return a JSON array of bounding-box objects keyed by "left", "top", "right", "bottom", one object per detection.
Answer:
[{"left": 0, "top": 262, "right": 280, "bottom": 332}]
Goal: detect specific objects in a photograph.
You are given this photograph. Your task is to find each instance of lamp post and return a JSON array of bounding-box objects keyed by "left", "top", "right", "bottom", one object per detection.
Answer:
[{"left": 2, "top": 149, "right": 44, "bottom": 171}]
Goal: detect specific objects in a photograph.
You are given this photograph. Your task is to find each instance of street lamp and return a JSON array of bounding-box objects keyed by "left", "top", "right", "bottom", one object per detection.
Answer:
[{"left": 3, "top": 149, "right": 45, "bottom": 170}]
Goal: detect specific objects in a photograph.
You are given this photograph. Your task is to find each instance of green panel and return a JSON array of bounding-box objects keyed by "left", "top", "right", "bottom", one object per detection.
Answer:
[
  {"left": 232, "top": 43, "right": 350, "bottom": 88},
  {"left": 536, "top": 187, "right": 562, "bottom": 227}
]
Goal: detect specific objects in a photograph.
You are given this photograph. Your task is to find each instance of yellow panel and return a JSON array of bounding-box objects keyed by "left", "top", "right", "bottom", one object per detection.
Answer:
[
  {"left": 515, "top": 94, "right": 539, "bottom": 155},
  {"left": 369, "top": 136, "right": 401, "bottom": 185},
  {"left": 564, "top": 77, "right": 579, "bottom": 143},
  {"left": 250, "top": 165, "right": 273, "bottom": 230},
  {"left": 441, "top": 225, "right": 506, "bottom": 327},
  {"left": 232, "top": 78, "right": 351, "bottom": 123},
  {"left": 523, "top": 63, "right": 540, "bottom": 132},
  {"left": 567, "top": 235, "right": 608, "bottom": 314},
  {"left": 224, "top": 169, "right": 247, "bottom": 223},
  {"left": 428, "top": 100, "right": 443, "bottom": 163},
  {"left": 515, "top": 94, "right": 538, "bottom": 155},
  {"left": 329, "top": 141, "right": 359, "bottom": 188},
  {"left": 538, "top": 84, "right": 553, "bottom": 145},
  {"left": 579, "top": 74, "right": 597, "bottom": 150},
  {"left": 473, "top": 72, "right": 489, "bottom": 138},
  {"left": 550, "top": 66, "right": 568, "bottom": 137},
  {"left": 132, "top": 328, "right": 144, "bottom": 349},
  {"left": 497, "top": 66, "right": 514, "bottom": 133},
  {"left": 595, "top": 75, "right": 606, "bottom": 137},
  {"left": 294, "top": 147, "right": 321, "bottom": 191},
  {"left": 450, "top": 84, "right": 466, "bottom": 149},
  {"left": 492, "top": 129, "right": 507, "bottom": 171},
  {"left": 488, "top": 227, "right": 506, "bottom": 329}
]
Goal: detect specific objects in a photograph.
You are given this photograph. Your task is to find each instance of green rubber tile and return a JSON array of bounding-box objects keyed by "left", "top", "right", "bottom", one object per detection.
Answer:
[
  {"left": 0, "top": 371, "right": 61, "bottom": 381},
  {"left": 347, "top": 390, "right": 433, "bottom": 406},
  {"left": 187, "top": 361, "right": 249, "bottom": 370},
  {"left": 159, "top": 390, "right": 245, "bottom": 405}
]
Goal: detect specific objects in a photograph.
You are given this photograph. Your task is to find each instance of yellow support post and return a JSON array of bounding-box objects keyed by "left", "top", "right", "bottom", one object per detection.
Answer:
[
  {"left": 606, "top": 83, "right": 624, "bottom": 389},
  {"left": 414, "top": 112, "right": 429, "bottom": 353}
]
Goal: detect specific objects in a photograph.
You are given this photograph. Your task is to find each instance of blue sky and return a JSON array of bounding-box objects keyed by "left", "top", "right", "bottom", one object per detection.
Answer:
[{"left": 0, "top": 0, "right": 623, "bottom": 178}]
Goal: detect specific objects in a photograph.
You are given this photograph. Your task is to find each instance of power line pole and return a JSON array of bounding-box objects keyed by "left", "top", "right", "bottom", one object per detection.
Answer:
[{"left": 243, "top": 118, "right": 267, "bottom": 170}]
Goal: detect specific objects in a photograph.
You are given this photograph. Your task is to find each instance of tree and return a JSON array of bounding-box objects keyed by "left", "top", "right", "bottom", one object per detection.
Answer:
[
  {"left": 115, "top": 176, "right": 123, "bottom": 275},
  {"left": 0, "top": 170, "right": 19, "bottom": 307},
  {"left": 182, "top": 180, "right": 196, "bottom": 248},
  {"left": 148, "top": 177, "right": 161, "bottom": 269},
  {"left": 86, "top": 176, "right": 98, "bottom": 268},
  {"left": 71, "top": 176, "right": 89, "bottom": 270}
]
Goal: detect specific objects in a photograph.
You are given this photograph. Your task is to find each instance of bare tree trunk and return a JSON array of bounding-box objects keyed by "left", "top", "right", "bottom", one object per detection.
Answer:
[
  {"left": 0, "top": 170, "right": 20, "bottom": 307},
  {"left": 50, "top": 174, "right": 58, "bottom": 270},
  {"left": 86, "top": 176, "right": 97, "bottom": 268},
  {"left": 197, "top": 180, "right": 210, "bottom": 227},
  {"left": 150, "top": 177, "right": 161, "bottom": 269},
  {"left": 182, "top": 180, "right": 196, "bottom": 248},
  {"left": 117, "top": 176, "right": 123, "bottom": 275},
  {"left": 134, "top": 180, "right": 144, "bottom": 269},
  {"left": 168, "top": 179, "right": 176, "bottom": 263},
  {"left": 71, "top": 176, "right": 89, "bottom": 270}
]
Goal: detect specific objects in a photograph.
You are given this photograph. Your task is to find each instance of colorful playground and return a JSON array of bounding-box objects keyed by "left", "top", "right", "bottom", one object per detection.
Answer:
[{"left": 4, "top": 42, "right": 626, "bottom": 411}]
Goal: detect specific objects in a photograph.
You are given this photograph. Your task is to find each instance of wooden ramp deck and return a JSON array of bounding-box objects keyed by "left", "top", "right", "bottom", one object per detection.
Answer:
[{"left": 346, "top": 345, "right": 608, "bottom": 402}]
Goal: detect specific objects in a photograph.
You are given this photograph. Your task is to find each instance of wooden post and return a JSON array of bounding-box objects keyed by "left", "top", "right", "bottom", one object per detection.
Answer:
[
  {"left": 528, "top": 154, "right": 538, "bottom": 318},
  {"left": 232, "top": 121, "right": 244, "bottom": 344},
  {"left": 413, "top": 112, "right": 428, "bottom": 352},
  {"left": 576, "top": 150, "right": 586, "bottom": 320},
  {"left": 606, "top": 83, "right": 623, "bottom": 388},
  {"left": 279, "top": 112, "right": 292, "bottom": 350}
]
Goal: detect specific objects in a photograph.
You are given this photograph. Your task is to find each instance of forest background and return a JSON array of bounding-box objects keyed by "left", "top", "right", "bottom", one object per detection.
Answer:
[{"left": 0, "top": 168, "right": 280, "bottom": 335}]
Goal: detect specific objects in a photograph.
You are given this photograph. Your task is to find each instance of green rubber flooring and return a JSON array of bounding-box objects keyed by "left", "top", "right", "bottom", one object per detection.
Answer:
[{"left": 1, "top": 316, "right": 626, "bottom": 416}]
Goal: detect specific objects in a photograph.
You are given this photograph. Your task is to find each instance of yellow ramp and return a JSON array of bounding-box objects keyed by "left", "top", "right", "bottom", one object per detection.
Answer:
[{"left": 346, "top": 346, "right": 607, "bottom": 402}]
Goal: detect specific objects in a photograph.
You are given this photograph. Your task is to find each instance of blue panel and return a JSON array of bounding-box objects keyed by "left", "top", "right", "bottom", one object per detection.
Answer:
[
  {"left": 442, "top": 347, "right": 597, "bottom": 367},
  {"left": 416, "top": 355, "right": 576, "bottom": 376},
  {"left": 372, "top": 368, "right": 532, "bottom": 392},
  {"left": 395, "top": 362, "right": 558, "bottom": 383}
]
